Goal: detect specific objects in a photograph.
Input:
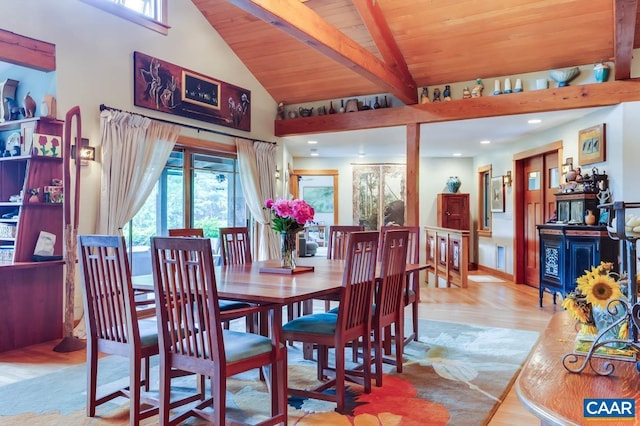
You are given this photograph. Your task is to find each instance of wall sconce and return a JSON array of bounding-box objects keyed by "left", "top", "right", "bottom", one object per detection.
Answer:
[
  {"left": 503, "top": 170, "right": 512, "bottom": 187},
  {"left": 71, "top": 138, "right": 95, "bottom": 166},
  {"left": 561, "top": 157, "right": 573, "bottom": 175},
  {"left": 274, "top": 169, "right": 281, "bottom": 180}
]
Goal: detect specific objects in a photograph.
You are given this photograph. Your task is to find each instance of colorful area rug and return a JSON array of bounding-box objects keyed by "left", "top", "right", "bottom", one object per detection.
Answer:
[{"left": 0, "top": 320, "right": 538, "bottom": 425}]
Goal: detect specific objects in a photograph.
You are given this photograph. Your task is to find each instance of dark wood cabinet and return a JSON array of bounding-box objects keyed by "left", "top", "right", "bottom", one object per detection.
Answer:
[
  {"left": 437, "top": 193, "right": 470, "bottom": 230},
  {"left": 537, "top": 224, "right": 618, "bottom": 307}
]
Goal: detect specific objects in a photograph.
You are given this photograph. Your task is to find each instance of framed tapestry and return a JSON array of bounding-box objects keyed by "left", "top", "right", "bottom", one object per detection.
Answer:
[
  {"left": 578, "top": 123, "right": 606, "bottom": 166},
  {"left": 133, "top": 51, "right": 251, "bottom": 131}
]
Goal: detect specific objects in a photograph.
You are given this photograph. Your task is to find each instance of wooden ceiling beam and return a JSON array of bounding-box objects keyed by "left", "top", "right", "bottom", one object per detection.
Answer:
[
  {"left": 0, "top": 29, "right": 55, "bottom": 72},
  {"left": 352, "top": 0, "right": 415, "bottom": 90},
  {"left": 275, "top": 80, "right": 640, "bottom": 136},
  {"left": 613, "top": 0, "right": 637, "bottom": 80},
  {"left": 226, "top": 0, "right": 417, "bottom": 105}
]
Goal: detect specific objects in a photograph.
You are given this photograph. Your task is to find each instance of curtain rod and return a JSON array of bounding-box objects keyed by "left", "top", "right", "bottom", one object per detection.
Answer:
[{"left": 99, "top": 104, "right": 276, "bottom": 145}]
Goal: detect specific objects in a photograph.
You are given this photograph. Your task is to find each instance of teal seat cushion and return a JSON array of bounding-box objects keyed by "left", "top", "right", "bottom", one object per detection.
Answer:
[
  {"left": 138, "top": 318, "right": 159, "bottom": 347},
  {"left": 218, "top": 299, "right": 252, "bottom": 311},
  {"left": 223, "top": 330, "right": 274, "bottom": 363},
  {"left": 327, "top": 306, "right": 339, "bottom": 314},
  {"left": 282, "top": 313, "right": 337, "bottom": 335}
]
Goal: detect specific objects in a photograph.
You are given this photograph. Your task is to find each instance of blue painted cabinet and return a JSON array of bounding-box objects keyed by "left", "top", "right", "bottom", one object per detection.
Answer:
[{"left": 537, "top": 224, "right": 618, "bottom": 307}]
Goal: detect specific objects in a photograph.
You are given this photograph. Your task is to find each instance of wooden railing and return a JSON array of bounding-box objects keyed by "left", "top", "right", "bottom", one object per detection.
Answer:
[{"left": 424, "top": 226, "right": 469, "bottom": 288}]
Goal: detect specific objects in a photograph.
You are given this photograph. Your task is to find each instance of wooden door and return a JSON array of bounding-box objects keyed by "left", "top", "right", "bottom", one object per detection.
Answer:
[
  {"left": 437, "top": 194, "right": 470, "bottom": 230},
  {"left": 524, "top": 156, "right": 543, "bottom": 285}
]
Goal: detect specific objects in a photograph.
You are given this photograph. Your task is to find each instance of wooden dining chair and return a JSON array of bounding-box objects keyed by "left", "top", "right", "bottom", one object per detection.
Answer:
[
  {"left": 219, "top": 226, "right": 252, "bottom": 265},
  {"left": 282, "top": 231, "right": 378, "bottom": 413},
  {"left": 150, "top": 236, "right": 287, "bottom": 425},
  {"left": 78, "top": 235, "right": 201, "bottom": 426},
  {"left": 371, "top": 229, "right": 409, "bottom": 386},
  {"left": 327, "top": 225, "right": 365, "bottom": 260},
  {"left": 379, "top": 225, "right": 421, "bottom": 345},
  {"left": 169, "top": 227, "right": 256, "bottom": 332}
]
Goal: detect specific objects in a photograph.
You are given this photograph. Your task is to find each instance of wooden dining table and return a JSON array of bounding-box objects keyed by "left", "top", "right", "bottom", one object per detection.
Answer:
[{"left": 132, "top": 256, "right": 429, "bottom": 358}]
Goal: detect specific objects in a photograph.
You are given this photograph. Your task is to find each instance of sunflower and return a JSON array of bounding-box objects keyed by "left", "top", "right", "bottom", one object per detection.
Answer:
[
  {"left": 579, "top": 273, "right": 623, "bottom": 309},
  {"left": 561, "top": 297, "right": 591, "bottom": 324}
]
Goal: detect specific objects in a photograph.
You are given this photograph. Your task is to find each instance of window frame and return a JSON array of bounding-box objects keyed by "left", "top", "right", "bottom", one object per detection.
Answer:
[
  {"left": 477, "top": 164, "right": 492, "bottom": 237},
  {"left": 81, "top": 0, "right": 169, "bottom": 35}
]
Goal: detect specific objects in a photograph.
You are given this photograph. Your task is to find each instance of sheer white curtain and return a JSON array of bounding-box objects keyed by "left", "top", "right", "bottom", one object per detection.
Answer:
[
  {"left": 97, "top": 109, "right": 180, "bottom": 234},
  {"left": 236, "top": 138, "right": 280, "bottom": 260}
]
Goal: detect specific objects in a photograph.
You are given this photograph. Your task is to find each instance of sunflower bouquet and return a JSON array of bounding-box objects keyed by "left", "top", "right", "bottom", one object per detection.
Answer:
[{"left": 562, "top": 262, "right": 628, "bottom": 339}]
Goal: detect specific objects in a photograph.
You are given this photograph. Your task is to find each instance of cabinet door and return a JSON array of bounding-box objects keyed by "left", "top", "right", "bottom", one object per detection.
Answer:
[
  {"left": 540, "top": 233, "right": 563, "bottom": 291},
  {"left": 567, "top": 238, "right": 599, "bottom": 294},
  {"left": 437, "top": 194, "right": 469, "bottom": 230}
]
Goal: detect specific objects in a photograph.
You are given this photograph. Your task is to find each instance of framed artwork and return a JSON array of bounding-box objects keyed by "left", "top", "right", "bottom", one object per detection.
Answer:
[
  {"left": 490, "top": 176, "right": 505, "bottom": 212},
  {"left": 578, "top": 123, "right": 606, "bottom": 166},
  {"left": 133, "top": 51, "right": 251, "bottom": 131},
  {"left": 302, "top": 186, "right": 334, "bottom": 213}
]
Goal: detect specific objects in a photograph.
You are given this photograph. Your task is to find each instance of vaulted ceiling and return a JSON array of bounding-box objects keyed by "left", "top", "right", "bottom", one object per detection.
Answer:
[{"left": 193, "top": 0, "right": 639, "bottom": 106}]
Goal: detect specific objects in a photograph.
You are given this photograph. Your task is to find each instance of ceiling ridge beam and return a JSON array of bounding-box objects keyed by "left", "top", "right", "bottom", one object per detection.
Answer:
[
  {"left": 613, "top": 0, "right": 637, "bottom": 80},
  {"left": 352, "top": 0, "right": 416, "bottom": 91},
  {"left": 226, "top": 0, "right": 417, "bottom": 105}
]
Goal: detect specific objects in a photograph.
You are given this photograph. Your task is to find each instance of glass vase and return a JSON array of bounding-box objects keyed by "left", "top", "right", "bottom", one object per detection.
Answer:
[
  {"left": 280, "top": 231, "right": 297, "bottom": 269},
  {"left": 592, "top": 296, "right": 628, "bottom": 349}
]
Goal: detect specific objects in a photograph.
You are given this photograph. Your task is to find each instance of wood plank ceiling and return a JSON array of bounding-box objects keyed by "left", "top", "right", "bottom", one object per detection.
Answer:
[{"left": 193, "top": 0, "right": 639, "bottom": 106}]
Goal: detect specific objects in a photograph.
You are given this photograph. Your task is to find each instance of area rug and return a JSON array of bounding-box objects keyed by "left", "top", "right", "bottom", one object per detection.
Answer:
[{"left": 0, "top": 320, "right": 538, "bottom": 425}]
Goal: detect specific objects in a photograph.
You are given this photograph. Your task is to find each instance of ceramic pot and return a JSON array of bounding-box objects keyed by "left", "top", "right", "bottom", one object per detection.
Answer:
[
  {"left": 585, "top": 209, "right": 596, "bottom": 225},
  {"left": 593, "top": 62, "right": 610, "bottom": 83},
  {"left": 446, "top": 176, "right": 461, "bottom": 193}
]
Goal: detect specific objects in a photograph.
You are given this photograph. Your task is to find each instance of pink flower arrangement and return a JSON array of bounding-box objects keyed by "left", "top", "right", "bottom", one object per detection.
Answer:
[{"left": 264, "top": 198, "right": 315, "bottom": 233}]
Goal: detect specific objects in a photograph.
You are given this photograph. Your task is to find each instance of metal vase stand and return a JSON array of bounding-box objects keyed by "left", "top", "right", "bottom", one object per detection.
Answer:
[{"left": 563, "top": 201, "right": 640, "bottom": 375}]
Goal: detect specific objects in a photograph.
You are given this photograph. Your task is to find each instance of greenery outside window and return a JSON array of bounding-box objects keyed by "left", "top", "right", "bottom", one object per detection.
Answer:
[
  {"left": 81, "top": 0, "right": 169, "bottom": 35},
  {"left": 477, "top": 165, "right": 492, "bottom": 237},
  {"left": 123, "top": 148, "right": 247, "bottom": 276}
]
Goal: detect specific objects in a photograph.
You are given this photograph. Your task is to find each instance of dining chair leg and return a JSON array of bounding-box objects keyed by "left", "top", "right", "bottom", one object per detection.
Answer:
[
  {"left": 395, "top": 314, "right": 405, "bottom": 373},
  {"left": 129, "top": 357, "right": 142, "bottom": 426},
  {"left": 142, "top": 356, "right": 150, "bottom": 391},
  {"left": 86, "top": 342, "right": 98, "bottom": 417}
]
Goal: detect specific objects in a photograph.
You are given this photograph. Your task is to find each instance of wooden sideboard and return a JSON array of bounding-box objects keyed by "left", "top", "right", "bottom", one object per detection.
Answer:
[{"left": 516, "top": 313, "right": 640, "bottom": 426}]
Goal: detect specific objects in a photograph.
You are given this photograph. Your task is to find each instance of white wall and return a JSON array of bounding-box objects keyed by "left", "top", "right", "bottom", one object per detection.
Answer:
[{"left": 0, "top": 0, "right": 277, "bottom": 236}]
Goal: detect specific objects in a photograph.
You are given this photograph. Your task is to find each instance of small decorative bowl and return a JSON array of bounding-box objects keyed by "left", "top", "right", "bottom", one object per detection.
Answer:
[{"left": 549, "top": 67, "right": 580, "bottom": 87}]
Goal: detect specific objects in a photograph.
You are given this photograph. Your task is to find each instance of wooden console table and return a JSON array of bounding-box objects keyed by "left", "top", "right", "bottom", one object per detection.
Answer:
[{"left": 515, "top": 313, "right": 640, "bottom": 426}]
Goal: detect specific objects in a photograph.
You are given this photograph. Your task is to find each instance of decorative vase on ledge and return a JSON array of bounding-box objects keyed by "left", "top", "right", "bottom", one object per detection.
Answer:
[
  {"left": 447, "top": 176, "right": 461, "bottom": 193},
  {"left": 280, "top": 231, "right": 297, "bottom": 269}
]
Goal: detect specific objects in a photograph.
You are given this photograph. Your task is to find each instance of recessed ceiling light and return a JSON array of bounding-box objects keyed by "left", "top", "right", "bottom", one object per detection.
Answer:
[
  {"left": 359, "top": 152, "right": 366, "bottom": 157},
  {"left": 528, "top": 119, "right": 542, "bottom": 124},
  {"left": 480, "top": 140, "right": 491, "bottom": 144},
  {"left": 308, "top": 140, "right": 318, "bottom": 144},
  {"left": 453, "top": 153, "right": 462, "bottom": 157}
]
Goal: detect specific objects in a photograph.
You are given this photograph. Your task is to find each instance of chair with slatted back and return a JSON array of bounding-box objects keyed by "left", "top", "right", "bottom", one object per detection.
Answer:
[
  {"left": 283, "top": 231, "right": 378, "bottom": 413},
  {"left": 327, "top": 225, "right": 365, "bottom": 260},
  {"left": 150, "top": 236, "right": 287, "bottom": 425},
  {"left": 372, "top": 229, "right": 409, "bottom": 386},
  {"left": 169, "top": 227, "right": 256, "bottom": 332},
  {"left": 379, "top": 225, "right": 421, "bottom": 346},
  {"left": 219, "top": 226, "right": 252, "bottom": 265},
  {"left": 78, "top": 235, "right": 201, "bottom": 426}
]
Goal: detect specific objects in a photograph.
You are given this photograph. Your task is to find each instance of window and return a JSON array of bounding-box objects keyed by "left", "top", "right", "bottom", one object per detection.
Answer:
[
  {"left": 477, "top": 165, "right": 492, "bottom": 237},
  {"left": 123, "top": 147, "right": 246, "bottom": 276},
  {"left": 81, "top": 0, "right": 169, "bottom": 35}
]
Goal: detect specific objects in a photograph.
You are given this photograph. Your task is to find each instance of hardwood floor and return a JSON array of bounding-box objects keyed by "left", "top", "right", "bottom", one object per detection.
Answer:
[{"left": 0, "top": 271, "right": 563, "bottom": 424}]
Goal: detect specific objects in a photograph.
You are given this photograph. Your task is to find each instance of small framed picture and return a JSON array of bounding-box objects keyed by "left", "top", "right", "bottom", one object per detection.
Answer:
[
  {"left": 578, "top": 124, "right": 606, "bottom": 166},
  {"left": 490, "top": 176, "right": 505, "bottom": 213}
]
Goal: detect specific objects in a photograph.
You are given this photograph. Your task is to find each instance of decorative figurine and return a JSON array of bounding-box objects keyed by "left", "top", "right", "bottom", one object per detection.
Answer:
[
  {"left": 443, "top": 85, "right": 452, "bottom": 101},
  {"left": 28, "top": 188, "right": 39, "bottom": 203},
  {"left": 420, "top": 87, "right": 430, "bottom": 104},
  {"left": 504, "top": 78, "right": 512, "bottom": 94},
  {"left": 432, "top": 87, "right": 441, "bottom": 102},
  {"left": 493, "top": 80, "right": 502, "bottom": 95},
  {"left": 23, "top": 92, "right": 36, "bottom": 118},
  {"left": 276, "top": 101, "right": 285, "bottom": 120},
  {"left": 514, "top": 79, "right": 523, "bottom": 93},
  {"left": 471, "top": 78, "right": 484, "bottom": 97},
  {"left": 462, "top": 87, "right": 472, "bottom": 99}
]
